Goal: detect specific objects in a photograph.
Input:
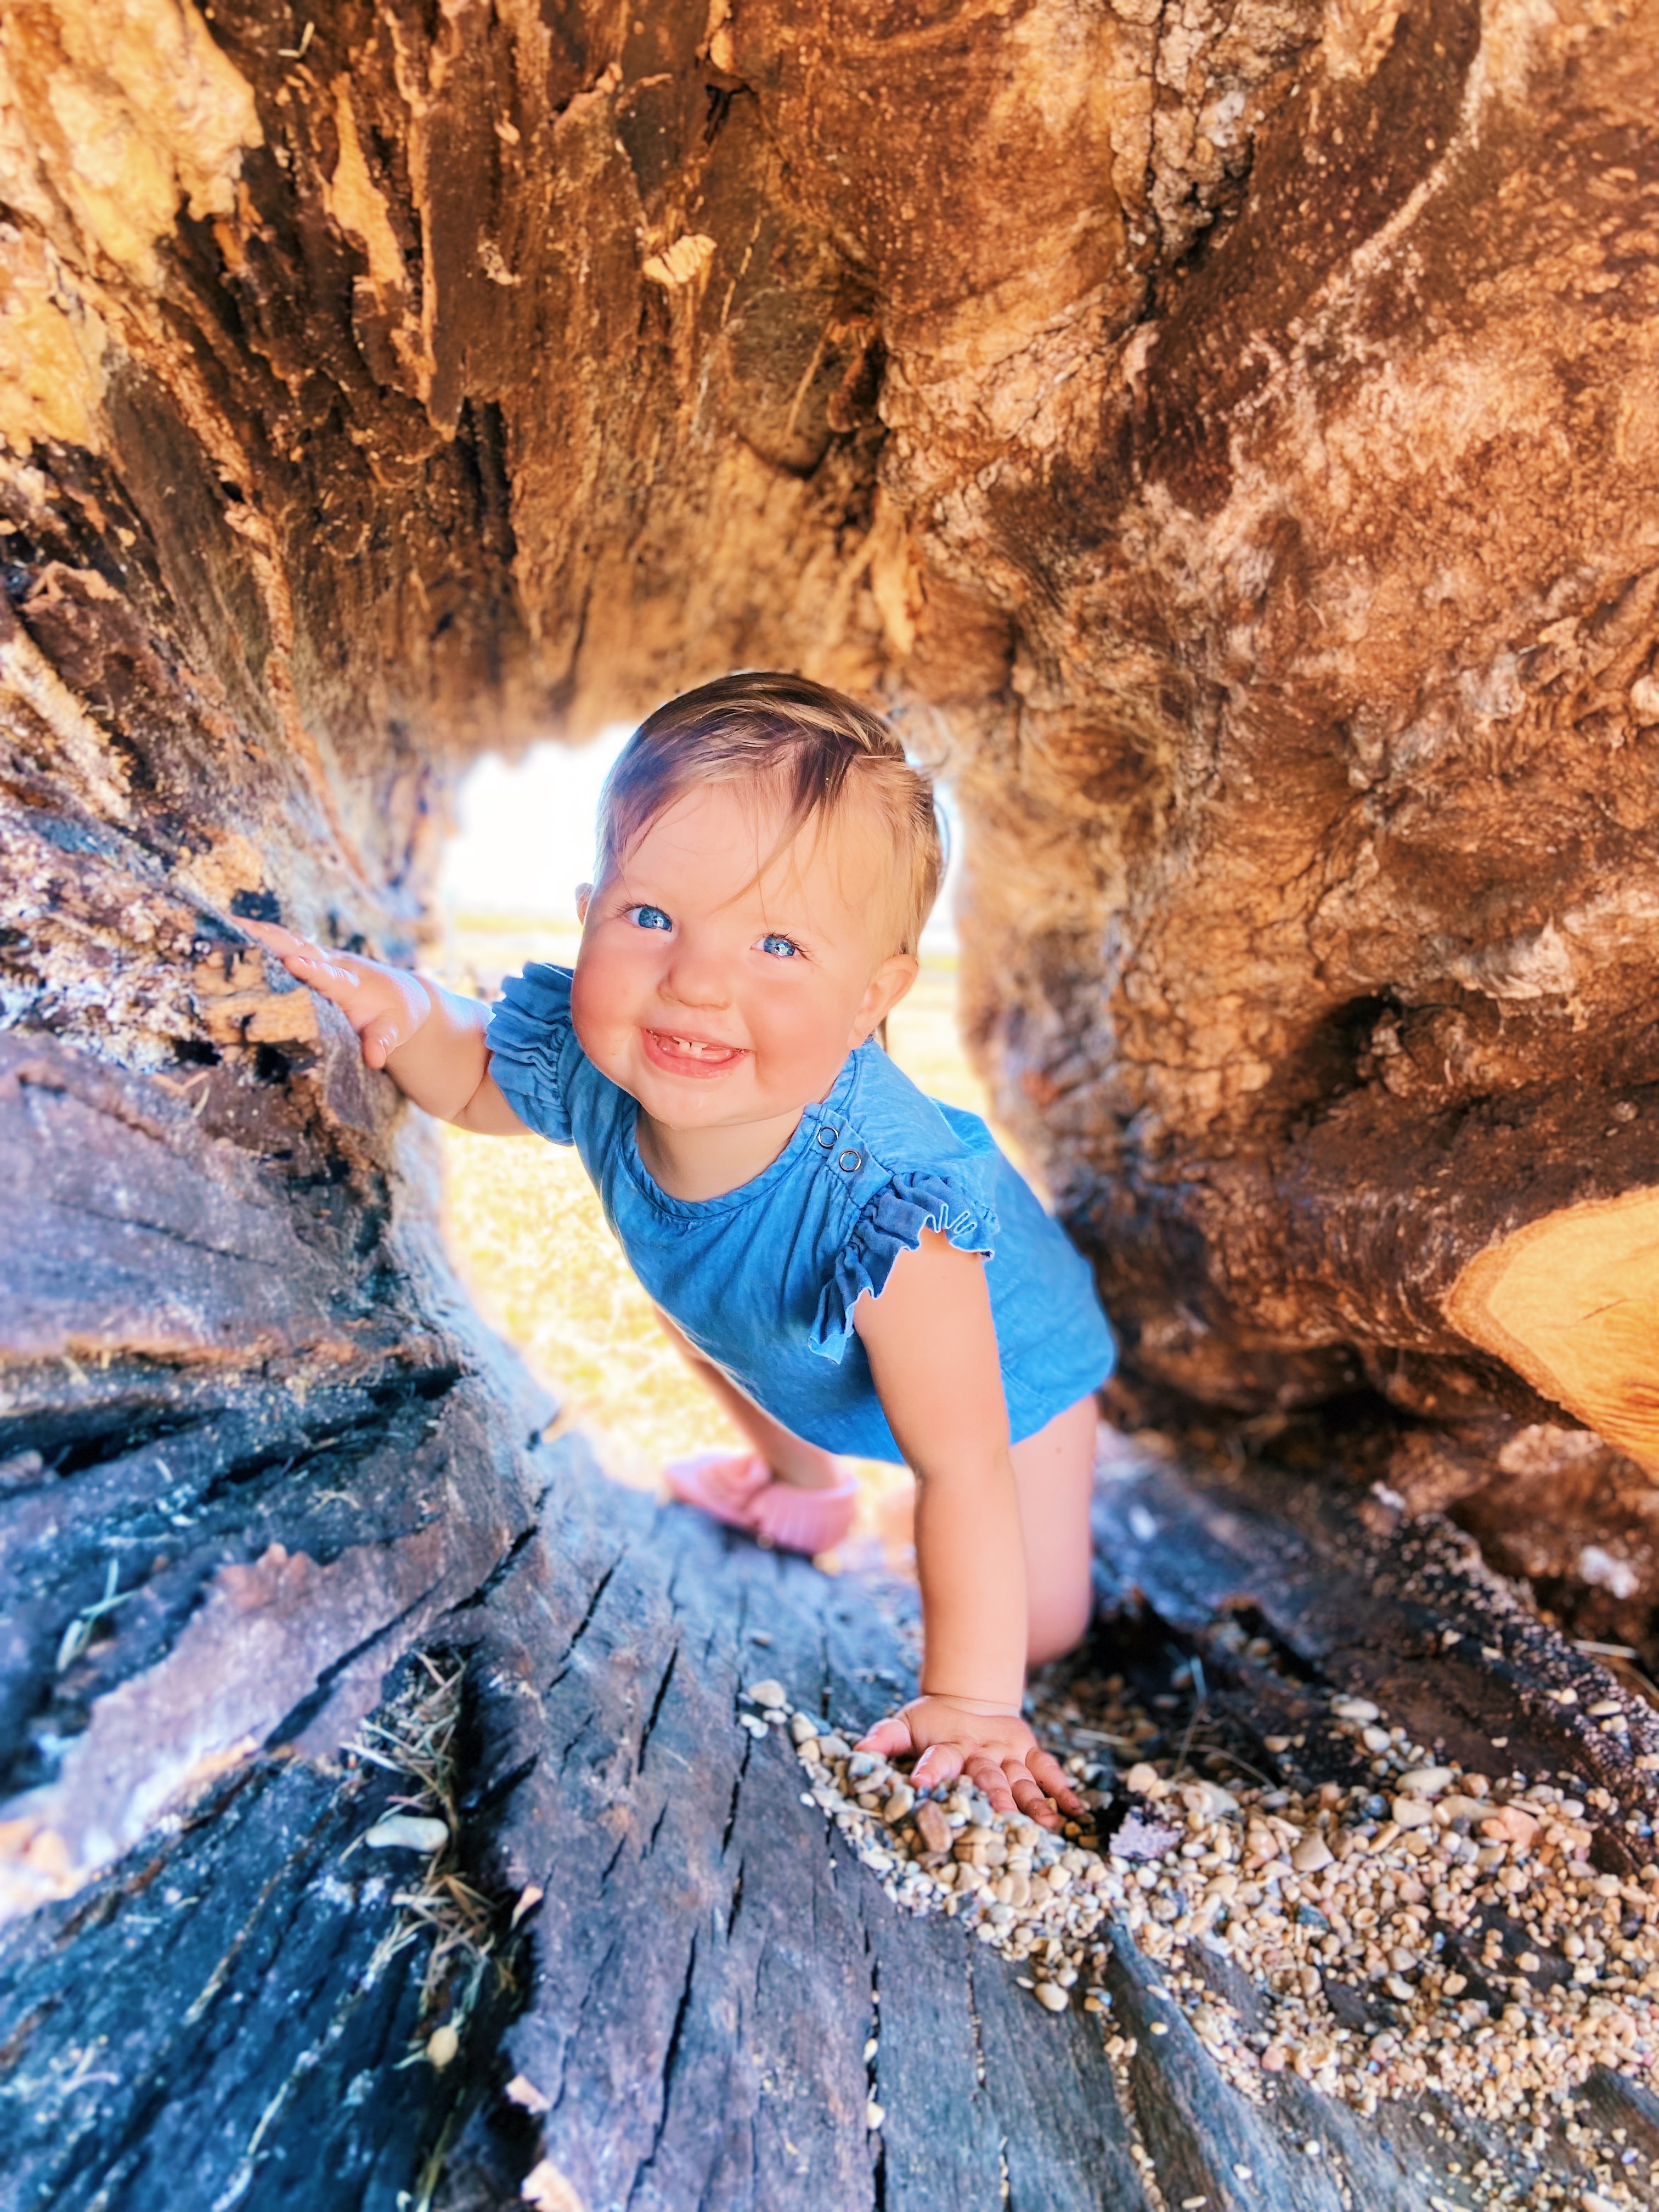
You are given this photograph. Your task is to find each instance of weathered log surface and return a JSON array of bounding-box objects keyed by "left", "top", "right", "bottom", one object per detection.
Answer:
[
  {"left": 6, "top": 1438, "right": 1657, "bottom": 2211},
  {"left": 2, "top": 0, "right": 1657, "bottom": 1643},
  {"left": 3, "top": 0, "right": 1659, "bottom": 2203}
]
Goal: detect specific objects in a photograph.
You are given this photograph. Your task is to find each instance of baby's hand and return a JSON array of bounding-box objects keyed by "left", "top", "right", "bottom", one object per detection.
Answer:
[
  {"left": 855, "top": 1696, "right": 1084, "bottom": 1831},
  {"left": 244, "top": 921, "right": 432, "bottom": 1070}
]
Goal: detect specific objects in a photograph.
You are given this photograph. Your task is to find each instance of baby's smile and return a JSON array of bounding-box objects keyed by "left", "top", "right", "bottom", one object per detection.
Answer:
[{"left": 644, "top": 1027, "right": 749, "bottom": 1076}]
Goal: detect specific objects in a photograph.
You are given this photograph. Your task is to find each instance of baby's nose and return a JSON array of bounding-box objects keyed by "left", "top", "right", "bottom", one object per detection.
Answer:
[{"left": 660, "top": 944, "right": 732, "bottom": 1006}]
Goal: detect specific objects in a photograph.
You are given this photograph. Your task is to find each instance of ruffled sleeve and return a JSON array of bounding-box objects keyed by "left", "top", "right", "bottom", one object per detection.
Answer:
[
  {"left": 809, "top": 1167, "right": 998, "bottom": 1363},
  {"left": 485, "top": 963, "right": 579, "bottom": 1144}
]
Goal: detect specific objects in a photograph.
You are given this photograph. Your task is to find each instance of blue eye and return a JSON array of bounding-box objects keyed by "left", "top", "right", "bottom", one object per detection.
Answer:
[
  {"left": 630, "top": 905, "right": 672, "bottom": 932},
  {"left": 759, "top": 932, "right": 800, "bottom": 959}
]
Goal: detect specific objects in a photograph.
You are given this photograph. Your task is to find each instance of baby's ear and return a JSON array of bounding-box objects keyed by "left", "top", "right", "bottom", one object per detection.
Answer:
[
  {"left": 858, "top": 950, "right": 919, "bottom": 1042},
  {"left": 575, "top": 882, "right": 592, "bottom": 924}
]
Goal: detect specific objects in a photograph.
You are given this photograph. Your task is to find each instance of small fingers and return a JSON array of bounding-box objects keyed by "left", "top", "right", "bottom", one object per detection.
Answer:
[
  {"left": 1026, "top": 1751, "right": 1084, "bottom": 1815},
  {"left": 855, "top": 1717, "right": 915, "bottom": 1758},
  {"left": 1009, "top": 1770, "right": 1062, "bottom": 1826},
  {"left": 245, "top": 920, "right": 340, "bottom": 982},
  {"left": 363, "top": 1025, "right": 404, "bottom": 1068},
  {"left": 963, "top": 1754, "right": 1019, "bottom": 1818},
  {"left": 912, "top": 1740, "right": 965, "bottom": 1795},
  {"left": 249, "top": 919, "right": 359, "bottom": 998},
  {"left": 241, "top": 919, "right": 302, "bottom": 957}
]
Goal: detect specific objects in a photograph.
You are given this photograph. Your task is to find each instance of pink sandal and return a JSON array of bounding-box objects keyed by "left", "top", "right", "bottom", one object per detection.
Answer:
[{"left": 664, "top": 1451, "right": 858, "bottom": 1555}]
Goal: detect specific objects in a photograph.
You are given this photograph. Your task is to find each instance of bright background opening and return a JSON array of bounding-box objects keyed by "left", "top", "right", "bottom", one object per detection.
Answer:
[{"left": 433, "top": 731, "right": 989, "bottom": 1558}]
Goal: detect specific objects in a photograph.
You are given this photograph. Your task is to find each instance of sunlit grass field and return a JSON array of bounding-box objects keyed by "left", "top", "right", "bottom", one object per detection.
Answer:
[{"left": 437, "top": 921, "right": 991, "bottom": 1542}]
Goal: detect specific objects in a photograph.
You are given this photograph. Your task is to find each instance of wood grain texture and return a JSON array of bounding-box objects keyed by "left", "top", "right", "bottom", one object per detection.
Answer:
[
  {"left": 1446, "top": 1190, "right": 1659, "bottom": 1472},
  {"left": 6, "top": 1442, "right": 1653, "bottom": 2208}
]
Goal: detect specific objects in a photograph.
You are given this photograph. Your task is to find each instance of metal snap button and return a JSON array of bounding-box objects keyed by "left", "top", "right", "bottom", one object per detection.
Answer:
[
  {"left": 838, "top": 1148, "right": 861, "bottom": 1172},
  {"left": 815, "top": 1127, "right": 837, "bottom": 1149}
]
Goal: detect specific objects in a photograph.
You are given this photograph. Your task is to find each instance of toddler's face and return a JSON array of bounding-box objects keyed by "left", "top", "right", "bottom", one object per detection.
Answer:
[{"left": 569, "top": 782, "right": 915, "bottom": 1136}]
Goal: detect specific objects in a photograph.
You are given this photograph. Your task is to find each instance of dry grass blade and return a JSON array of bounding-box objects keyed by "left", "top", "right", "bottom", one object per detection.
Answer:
[{"left": 347, "top": 1654, "right": 507, "bottom": 2067}]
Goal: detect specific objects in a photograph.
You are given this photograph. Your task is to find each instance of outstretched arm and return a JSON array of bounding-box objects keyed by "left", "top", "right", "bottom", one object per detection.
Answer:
[
  {"left": 244, "top": 921, "right": 526, "bottom": 1133},
  {"left": 851, "top": 1228, "right": 1083, "bottom": 1829}
]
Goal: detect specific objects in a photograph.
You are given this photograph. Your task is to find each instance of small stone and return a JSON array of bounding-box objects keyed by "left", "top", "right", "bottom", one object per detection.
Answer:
[
  {"left": 1432, "top": 1795, "right": 1488, "bottom": 1825},
  {"left": 1386, "top": 1974, "right": 1414, "bottom": 2001},
  {"left": 1291, "top": 1834, "right": 1334, "bottom": 1873},
  {"left": 1182, "top": 1779, "right": 1238, "bottom": 1818},
  {"left": 1036, "top": 1982, "right": 1070, "bottom": 2012},
  {"left": 426, "top": 2023, "right": 459, "bottom": 2069},
  {"left": 1397, "top": 1767, "right": 1456, "bottom": 1799},
  {"left": 1260, "top": 2045, "right": 1288, "bottom": 2072},
  {"left": 1479, "top": 1804, "right": 1539, "bottom": 1848},
  {"left": 739, "top": 1713, "right": 768, "bottom": 1738},
  {"left": 883, "top": 1784, "right": 915, "bottom": 1821},
  {"left": 1361, "top": 1725, "right": 1392, "bottom": 1753},
  {"left": 365, "top": 1813, "right": 449, "bottom": 1853},
  {"left": 1518, "top": 1951, "right": 1540, "bottom": 1972},
  {"left": 1331, "top": 1696, "right": 1380, "bottom": 1723},
  {"left": 1125, "top": 1762, "right": 1161, "bottom": 1795},
  {"left": 1263, "top": 1735, "right": 1292, "bottom": 1754},
  {"left": 522, "top": 2161, "right": 586, "bottom": 2211},
  {"left": 762, "top": 1707, "right": 788, "bottom": 1726},
  {"left": 789, "top": 1712, "right": 819, "bottom": 1745},
  {"left": 1587, "top": 1697, "right": 1621, "bottom": 1717},
  {"left": 746, "top": 1679, "right": 787, "bottom": 1709},
  {"left": 505, "top": 2073, "right": 552, "bottom": 2113},
  {"left": 913, "top": 1801, "right": 953, "bottom": 1855},
  {"left": 817, "top": 1734, "right": 851, "bottom": 1759},
  {"left": 1390, "top": 1796, "right": 1435, "bottom": 1829},
  {"left": 866, "top": 2100, "right": 885, "bottom": 2129},
  {"left": 1148, "top": 2019, "right": 1168, "bottom": 2034}
]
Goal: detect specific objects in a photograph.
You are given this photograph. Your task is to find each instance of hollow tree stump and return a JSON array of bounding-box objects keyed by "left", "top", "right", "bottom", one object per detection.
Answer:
[{"left": 3, "top": 0, "right": 1659, "bottom": 2204}]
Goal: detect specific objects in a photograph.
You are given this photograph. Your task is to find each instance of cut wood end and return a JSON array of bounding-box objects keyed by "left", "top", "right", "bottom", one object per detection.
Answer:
[{"left": 1445, "top": 1188, "right": 1659, "bottom": 1473}]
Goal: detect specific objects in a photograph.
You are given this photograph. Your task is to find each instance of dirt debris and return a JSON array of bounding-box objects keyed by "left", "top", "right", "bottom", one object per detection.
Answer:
[{"left": 741, "top": 1666, "right": 1659, "bottom": 2207}]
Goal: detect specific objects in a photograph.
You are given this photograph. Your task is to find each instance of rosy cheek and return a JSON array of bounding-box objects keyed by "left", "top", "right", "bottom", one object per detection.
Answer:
[{"left": 569, "top": 943, "right": 629, "bottom": 1052}]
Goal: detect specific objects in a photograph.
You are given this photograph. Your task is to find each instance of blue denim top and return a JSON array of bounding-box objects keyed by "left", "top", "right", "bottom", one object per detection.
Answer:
[{"left": 486, "top": 965, "right": 1114, "bottom": 1463}]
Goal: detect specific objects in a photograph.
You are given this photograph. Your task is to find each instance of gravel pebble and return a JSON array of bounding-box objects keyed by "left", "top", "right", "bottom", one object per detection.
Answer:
[
  {"left": 736, "top": 1632, "right": 1659, "bottom": 2190},
  {"left": 365, "top": 1814, "right": 449, "bottom": 1853}
]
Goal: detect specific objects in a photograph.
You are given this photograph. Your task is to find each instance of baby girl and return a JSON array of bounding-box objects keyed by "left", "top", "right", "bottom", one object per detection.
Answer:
[{"left": 250, "top": 673, "right": 1114, "bottom": 1825}]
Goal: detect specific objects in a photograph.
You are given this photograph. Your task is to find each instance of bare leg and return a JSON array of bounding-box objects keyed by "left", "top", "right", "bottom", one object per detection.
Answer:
[
  {"left": 654, "top": 1306, "right": 844, "bottom": 1490},
  {"left": 1011, "top": 1395, "right": 1098, "bottom": 1668}
]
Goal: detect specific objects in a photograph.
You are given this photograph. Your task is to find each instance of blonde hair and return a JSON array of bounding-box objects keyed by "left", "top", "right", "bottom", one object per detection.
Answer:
[{"left": 596, "top": 672, "right": 944, "bottom": 956}]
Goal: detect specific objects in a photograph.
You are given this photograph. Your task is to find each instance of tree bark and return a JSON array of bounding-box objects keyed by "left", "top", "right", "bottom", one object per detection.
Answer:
[{"left": 3, "top": 0, "right": 1659, "bottom": 2202}]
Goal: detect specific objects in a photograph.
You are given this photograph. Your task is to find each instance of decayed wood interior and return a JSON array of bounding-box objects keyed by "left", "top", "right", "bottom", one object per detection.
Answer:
[{"left": 2, "top": 0, "right": 1659, "bottom": 2203}]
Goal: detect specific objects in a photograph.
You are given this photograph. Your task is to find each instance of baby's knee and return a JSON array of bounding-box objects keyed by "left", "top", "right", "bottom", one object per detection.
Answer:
[{"left": 1026, "top": 1593, "right": 1092, "bottom": 1671}]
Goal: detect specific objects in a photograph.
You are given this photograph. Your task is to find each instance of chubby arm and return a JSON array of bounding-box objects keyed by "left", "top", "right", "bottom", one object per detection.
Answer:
[
  {"left": 853, "top": 1228, "right": 1082, "bottom": 1827},
  {"left": 245, "top": 922, "right": 526, "bottom": 1133}
]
